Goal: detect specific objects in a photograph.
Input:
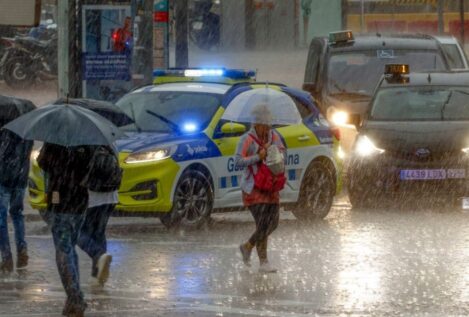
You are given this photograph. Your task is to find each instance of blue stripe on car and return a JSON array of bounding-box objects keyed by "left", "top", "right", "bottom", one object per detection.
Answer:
[
  {"left": 231, "top": 175, "right": 238, "bottom": 187},
  {"left": 220, "top": 177, "right": 227, "bottom": 189},
  {"left": 172, "top": 135, "right": 222, "bottom": 162}
]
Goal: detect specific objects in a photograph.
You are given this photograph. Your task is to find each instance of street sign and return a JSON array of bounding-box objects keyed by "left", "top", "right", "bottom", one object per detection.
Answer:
[
  {"left": 0, "top": 0, "right": 41, "bottom": 26},
  {"left": 153, "top": 0, "right": 169, "bottom": 69},
  {"left": 81, "top": 5, "right": 133, "bottom": 102}
]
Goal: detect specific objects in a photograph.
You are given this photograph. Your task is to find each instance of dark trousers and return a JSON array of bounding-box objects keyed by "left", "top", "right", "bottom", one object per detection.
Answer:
[
  {"left": 50, "top": 213, "right": 86, "bottom": 310},
  {"left": 77, "top": 204, "right": 114, "bottom": 277},
  {"left": 0, "top": 185, "right": 27, "bottom": 260},
  {"left": 248, "top": 204, "right": 280, "bottom": 261}
]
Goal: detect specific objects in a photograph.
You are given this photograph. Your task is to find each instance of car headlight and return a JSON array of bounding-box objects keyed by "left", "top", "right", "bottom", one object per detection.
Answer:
[
  {"left": 125, "top": 146, "right": 176, "bottom": 164},
  {"left": 462, "top": 148, "right": 469, "bottom": 154},
  {"left": 330, "top": 110, "right": 349, "bottom": 126},
  {"left": 354, "top": 136, "right": 385, "bottom": 157}
]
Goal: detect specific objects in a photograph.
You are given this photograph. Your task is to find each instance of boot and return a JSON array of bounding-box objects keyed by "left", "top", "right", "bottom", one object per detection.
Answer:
[
  {"left": 0, "top": 256, "right": 13, "bottom": 273},
  {"left": 239, "top": 242, "right": 253, "bottom": 267},
  {"left": 17, "top": 248, "right": 29, "bottom": 269},
  {"left": 256, "top": 238, "right": 268, "bottom": 262},
  {"left": 257, "top": 238, "right": 277, "bottom": 273},
  {"left": 62, "top": 298, "right": 87, "bottom": 317}
]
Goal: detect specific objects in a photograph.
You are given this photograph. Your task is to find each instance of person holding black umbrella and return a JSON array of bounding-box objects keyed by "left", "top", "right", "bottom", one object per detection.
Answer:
[
  {"left": 38, "top": 143, "right": 93, "bottom": 316},
  {"left": 78, "top": 143, "right": 121, "bottom": 288},
  {"left": 0, "top": 96, "right": 35, "bottom": 273},
  {"left": 49, "top": 98, "right": 128, "bottom": 288},
  {"left": 4, "top": 103, "right": 125, "bottom": 317}
]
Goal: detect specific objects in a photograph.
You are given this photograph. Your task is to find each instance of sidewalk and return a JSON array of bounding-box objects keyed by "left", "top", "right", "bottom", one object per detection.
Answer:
[{"left": 23, "top": 199, "right": 42, "bottom": 222}]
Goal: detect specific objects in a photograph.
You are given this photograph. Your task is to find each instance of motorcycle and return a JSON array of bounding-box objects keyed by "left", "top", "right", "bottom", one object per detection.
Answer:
[
  {"left": 1, "top": 33, "right": 57, "bottom": 89},
  {"left": 189, "top": 0, "right": 220, "bottom": 50},
  {"left": 0, "top": 37, "right": 14, "bottom": 67}
]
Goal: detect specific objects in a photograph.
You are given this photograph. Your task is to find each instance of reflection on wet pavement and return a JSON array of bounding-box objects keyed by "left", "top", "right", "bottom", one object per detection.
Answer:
[{"left": 2, "top": 196, "right": 469, "bottom": 316}]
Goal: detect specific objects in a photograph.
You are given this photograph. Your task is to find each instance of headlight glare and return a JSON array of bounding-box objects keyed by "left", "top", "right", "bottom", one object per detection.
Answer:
[
  {"left": 355, "top": 136, "right": 385, "bottom": 157},
  {"left": 462, "top": 148, "right": 469, "bottom": 154},
  {"left": 330, "top": 110, "right": 349, "bottom": 126},
  {"left": 125, "top": 146, "right": 175, "bottom": 164}
]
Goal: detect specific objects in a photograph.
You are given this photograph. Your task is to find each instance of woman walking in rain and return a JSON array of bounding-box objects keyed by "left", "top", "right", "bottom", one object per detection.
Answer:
[{"left": 236, "top": 104, "right": 286, "bottom": 273}]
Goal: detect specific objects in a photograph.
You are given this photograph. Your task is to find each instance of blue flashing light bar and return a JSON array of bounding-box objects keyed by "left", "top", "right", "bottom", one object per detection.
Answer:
[{"left": 153, "top": 68, "right": 256, "bottom": 80}]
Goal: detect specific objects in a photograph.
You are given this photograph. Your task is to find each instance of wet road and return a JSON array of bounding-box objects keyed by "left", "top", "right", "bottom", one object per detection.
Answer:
[{"left": 2, "top": 195, "right": 469, "bottom": 316}]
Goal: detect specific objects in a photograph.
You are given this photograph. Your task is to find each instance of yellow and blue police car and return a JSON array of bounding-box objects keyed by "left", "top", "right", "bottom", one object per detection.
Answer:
[{"left": 29, "top": 69, "right": 343, "bottom": 228}]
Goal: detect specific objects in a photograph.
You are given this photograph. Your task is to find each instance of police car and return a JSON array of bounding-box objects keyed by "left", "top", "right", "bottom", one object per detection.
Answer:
[
  {"left": 347, "top": 65, "right": 469, "bottom": 208},
  {"left": 29, "top": 69, "right": 343, "bottom": 228},
  {"left": 303, "top": 31, "right": 468, "bottom": 126}
]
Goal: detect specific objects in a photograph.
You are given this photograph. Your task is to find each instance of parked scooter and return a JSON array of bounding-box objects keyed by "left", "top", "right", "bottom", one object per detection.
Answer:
[
  {"left": 1, "top": 32, "right": 57, "bottom": 89},
  {"left": 189, "top": 0, "right": 220, "bottom": 50},
  {"left": 0, "top": 26, "right": 26, "bottom": 80}
]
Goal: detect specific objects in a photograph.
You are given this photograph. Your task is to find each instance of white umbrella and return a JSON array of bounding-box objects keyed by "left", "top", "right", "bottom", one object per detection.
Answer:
[{"left": 222, "top": 87, "right": 302, "bottom": 125}]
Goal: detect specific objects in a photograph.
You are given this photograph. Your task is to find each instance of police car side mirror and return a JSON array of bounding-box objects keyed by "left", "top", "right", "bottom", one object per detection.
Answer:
[
  {"left": 221, "top": 122, "right": 246, "bottom": 135},
  {"left": 348, "top": 113, "right": 362, "bottom": 130}
]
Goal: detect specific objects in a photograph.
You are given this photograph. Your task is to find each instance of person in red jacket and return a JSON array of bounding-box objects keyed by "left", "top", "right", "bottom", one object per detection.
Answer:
[
  {"left": 112, "top": 16, "right": 132, "bottom": 53},
  {"left": 235, "top": 104, "right": 286, "bottom": 273}
]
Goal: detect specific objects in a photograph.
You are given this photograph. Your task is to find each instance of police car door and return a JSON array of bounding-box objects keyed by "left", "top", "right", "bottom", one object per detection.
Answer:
[
  {"left": 275, "top": 97, "right": 322, "bottom": 203},
  {"left": 211, "top": 119, "right": 246, "bottom": 208}
]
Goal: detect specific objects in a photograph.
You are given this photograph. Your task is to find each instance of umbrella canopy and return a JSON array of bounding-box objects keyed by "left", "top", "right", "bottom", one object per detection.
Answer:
[
  {"left": 4, "top": 103, "right": 126, "bottom": 146},
  {"left": 53, "top": 98, "right": 134, "bottom": 127},
  {"left": 221, "top": 88, "right": 302, "bottom": 125},
  {"left": 0, "top": 95, "right": 36, "bottom": 127}
]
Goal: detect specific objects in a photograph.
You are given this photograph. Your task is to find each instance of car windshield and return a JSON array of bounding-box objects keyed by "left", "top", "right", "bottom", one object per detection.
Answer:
[
  {"left": 116, "top": 91, "right": 222, "bottom": 133},
  {"left": 370, "top": 86, "right": 469, "bottom": 121},
  {"left": 327, "top": 50, "right": 445, "bottom": 97}
]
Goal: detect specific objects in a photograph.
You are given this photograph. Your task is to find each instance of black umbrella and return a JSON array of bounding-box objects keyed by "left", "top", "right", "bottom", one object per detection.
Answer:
[
  {"left": 0, "top": 95, "right": 36, "bottom": 127},
  {"left": 4, "top": 103, "right": 126, "bottom": 146},
  {"left": 53, "top": 98, "right": 133, "bottom": 127}
]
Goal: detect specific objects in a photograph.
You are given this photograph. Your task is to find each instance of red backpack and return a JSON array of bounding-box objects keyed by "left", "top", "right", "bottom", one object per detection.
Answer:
[{"left": 248, "top": 133, "right": 286, "bottom": 193}]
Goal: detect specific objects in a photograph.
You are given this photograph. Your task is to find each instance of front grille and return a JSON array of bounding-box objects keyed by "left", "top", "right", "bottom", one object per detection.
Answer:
[
  {"left": 387, "top": 149, "right": 463, "bottom": 163},
  {"left": 130, "top": 180, "right": 158, "bottom": 201}
]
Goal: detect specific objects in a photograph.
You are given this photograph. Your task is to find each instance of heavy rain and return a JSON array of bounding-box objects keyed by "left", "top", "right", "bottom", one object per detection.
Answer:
[{"left": 1, "top": 1, "right": 469, "bottom": 316}]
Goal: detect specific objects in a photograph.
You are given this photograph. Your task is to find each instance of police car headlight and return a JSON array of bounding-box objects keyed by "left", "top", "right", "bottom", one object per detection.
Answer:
[
  {"left": 125, "top": 146, "right": 176, "bottom": 164},
  {"left": 462, "top": 147, "right": 469, "bottom": 155},
  {"left": 354, "top": 136, "right": 385, "bottom": 157}
]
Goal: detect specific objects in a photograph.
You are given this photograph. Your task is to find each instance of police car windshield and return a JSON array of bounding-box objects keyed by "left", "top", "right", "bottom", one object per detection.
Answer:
[
  {"left": 116, "top": 91, "right": 222, "bottom": 133},
  {"left": 370, "top": 86, "right": 469, "bottom": 121},
  {"left": 328, "top": 50, "right": 445, "bottom": 97}
]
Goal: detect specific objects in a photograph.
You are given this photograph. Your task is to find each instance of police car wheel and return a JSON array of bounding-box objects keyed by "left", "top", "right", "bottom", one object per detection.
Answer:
[
  {"left": 161, "top": 170, "right": 213, "bottom": 229},
  {"left": 293, "top": 161, "right": 334, "bottom": 220}
]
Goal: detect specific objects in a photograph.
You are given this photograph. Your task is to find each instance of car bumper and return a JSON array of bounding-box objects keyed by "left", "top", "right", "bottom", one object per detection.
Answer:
[
  {"left": 348, "top": 154, "right": 469, "bottom": 196},
  {"left": 28, "top": 154, "right": 181, "bottom": 214}
]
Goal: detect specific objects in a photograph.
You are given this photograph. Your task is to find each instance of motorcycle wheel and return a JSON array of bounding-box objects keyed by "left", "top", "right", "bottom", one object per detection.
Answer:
[{"left": 3, "top": 56, "right": 36, "bottom": 89}]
